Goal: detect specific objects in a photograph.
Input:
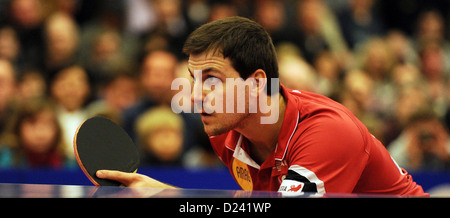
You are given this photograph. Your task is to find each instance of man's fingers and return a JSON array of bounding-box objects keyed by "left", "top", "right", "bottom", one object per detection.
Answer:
[
  {"left": 96, "top": 170, "right": 178, "bottom": 189},
  {"left": 96, "top": 170, "right": 136, "bottom": 186}
]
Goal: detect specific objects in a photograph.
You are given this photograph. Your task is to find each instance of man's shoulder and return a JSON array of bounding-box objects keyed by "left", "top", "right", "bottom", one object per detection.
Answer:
[
  {"left": 283, "top": 89, "right": 368, "bottom": 154},
  {"left": 287, "top": 89, "right": 349, "bottom": 115},
  {"left": 284, "top": 89, "right": 360, "bottom": 131}
]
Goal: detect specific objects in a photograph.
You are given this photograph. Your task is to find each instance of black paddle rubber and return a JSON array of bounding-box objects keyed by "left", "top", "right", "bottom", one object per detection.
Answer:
[{"left": 74, "top": 116, "right": 140, "bottom": 186}]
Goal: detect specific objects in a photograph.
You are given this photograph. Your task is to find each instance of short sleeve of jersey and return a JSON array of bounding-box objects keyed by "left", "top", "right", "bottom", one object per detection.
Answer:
[{"left": 280, "top": 113, "right": 369, "bottom": 194}]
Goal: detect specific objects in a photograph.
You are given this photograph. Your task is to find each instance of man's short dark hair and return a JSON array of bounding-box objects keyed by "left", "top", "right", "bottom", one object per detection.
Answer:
[{"left": 183, "top": 16, "right": 279, "bottom": 95}]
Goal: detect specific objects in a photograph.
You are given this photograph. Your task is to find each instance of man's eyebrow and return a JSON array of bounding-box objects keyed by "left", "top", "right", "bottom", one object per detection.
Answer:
[{"left": 188, "top": 68, "right": 221, "bottom": 77}]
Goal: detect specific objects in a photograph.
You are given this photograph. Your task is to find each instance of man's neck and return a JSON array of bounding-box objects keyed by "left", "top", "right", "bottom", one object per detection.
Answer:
[{"left": 235, "top": 93, "right": 286, "bottom": 165}]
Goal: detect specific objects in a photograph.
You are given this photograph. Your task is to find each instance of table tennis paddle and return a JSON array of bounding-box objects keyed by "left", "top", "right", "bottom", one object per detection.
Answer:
[{"left": 73, "top": 116, "right": 140, "bottom": 186}]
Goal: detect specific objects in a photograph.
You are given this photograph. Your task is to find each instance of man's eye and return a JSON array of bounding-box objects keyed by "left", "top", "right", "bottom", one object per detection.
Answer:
[
  {"left": 203, "top": 76, "right": 221, "bottom": 87},
  {"left": 206, "top": 75, "right": 220, "bottom": 81}
]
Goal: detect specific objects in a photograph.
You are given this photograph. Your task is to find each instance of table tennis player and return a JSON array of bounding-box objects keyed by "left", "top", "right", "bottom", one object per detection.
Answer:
[{"left": 97, "top": 16, "right": 428, "bottom": 196}]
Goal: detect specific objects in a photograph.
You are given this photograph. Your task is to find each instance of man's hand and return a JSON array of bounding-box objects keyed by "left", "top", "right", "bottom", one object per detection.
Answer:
[{"left": 96, "top": 170, "right": 178, "bottom": 189}]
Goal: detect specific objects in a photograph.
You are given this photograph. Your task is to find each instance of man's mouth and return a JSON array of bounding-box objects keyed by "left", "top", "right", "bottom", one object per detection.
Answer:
[
  {"left": 200, "top": 111, "right": 212, "bottom": 117},
  {"left": 199, "top": 111, "right": 213, "bottom": 123}
]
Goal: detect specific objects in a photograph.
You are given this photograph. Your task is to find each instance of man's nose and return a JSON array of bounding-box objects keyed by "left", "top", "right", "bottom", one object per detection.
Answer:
[{"left": 190, "top": 79, "right": 204, "bottom": 105}]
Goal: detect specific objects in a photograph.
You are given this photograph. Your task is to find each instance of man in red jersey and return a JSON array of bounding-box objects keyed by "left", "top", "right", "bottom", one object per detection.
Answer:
[{"left": 97, "top": 17, "right": 428, "bottom": 196}]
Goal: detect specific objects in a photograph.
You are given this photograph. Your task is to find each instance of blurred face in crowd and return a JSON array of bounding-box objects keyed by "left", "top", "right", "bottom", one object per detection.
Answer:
[
  {"left": 153, "top": 0, "right": 181, "bottom": 21},
  {"left": 391, "top": 64, "right": 421, "bottom": 87},
  {"left": 0, "top": 59, "right": 16, "bottom": 110},
  {"left": 104, "top": 76, "right": 139, "bottom": 112},
  {"left": 45, "top": 13, "right": 79, "bottom": 62},
  {"left": 385, "top": 31, "right": 409, "bottom": 62},
  {"left": 141, "top": 51, "right": 177, "bottom": 103},
  {"left": 395, "top": 87, "right": 427, "bottom": 125},
  {"left": 145, "top": 128, "right": 183, "bottom": 162},
  {"left": 51, "top": 66, "right": 90, "bottom": 112},
  {"left": 363, "top": 38, "right": 392, "bottom": 80},
  {"left": 93, "top": 30, "right": 121, "bottom": 62},
  {"left": 343, "top": 70, "right": 374, "bottom": 108},
  {"left": 254, "top": 0, "right": 285, "bottom": 33},
  {"left": 17, "top": 71, "right": 46, "bottom": 103},
  {"left": 314, "top": 51, "right": 340, "bottom": 80},
  {"left": 0, "top": 27, "right": 20, "bottom": 61},
  {"left": 417, "top": 11, "right": 444, "bottom": 42},
  {"left": 297, "top": 0, "right": 323, "bottom": 35},
  {"left": 350, "top": 0, "right": 374, "bottom": 12},
  {"left": 10, "top": 0, "right": 43, "bottom": 28},
  {"left": 136, "top": 106, "right": 184, "bottom": 163},
  {"left": 20, "top": 108, "right": 58, "bottom": 154},
  {"left": 279, "top": 56, "right": 317, "bottom": 92},
  {"left": 208, "top": 3, "right": 237, "bottom": 21},
  {"left": 420, "top": 42, "right": 445, "bottom": 80}
]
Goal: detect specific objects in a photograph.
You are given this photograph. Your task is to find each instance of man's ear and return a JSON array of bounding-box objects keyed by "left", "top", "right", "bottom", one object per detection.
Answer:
[{"left": 248, "top": 69, "right": 267, "bottom": 97}]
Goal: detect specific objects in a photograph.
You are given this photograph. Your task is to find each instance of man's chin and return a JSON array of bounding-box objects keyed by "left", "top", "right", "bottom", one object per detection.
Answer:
[{"left": 203, "top": 125, "right": 229, "bottom": 137}]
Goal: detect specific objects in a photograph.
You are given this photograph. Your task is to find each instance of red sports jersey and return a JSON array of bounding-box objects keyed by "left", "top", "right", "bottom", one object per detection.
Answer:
[{"left": 210, "top": 84, "right": 428, "bottom": 196}]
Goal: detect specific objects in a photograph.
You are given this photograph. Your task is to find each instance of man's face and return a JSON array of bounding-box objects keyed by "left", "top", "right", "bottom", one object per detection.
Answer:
[{"left": 188, "top": 51, "right": 251, "bottom": 136}]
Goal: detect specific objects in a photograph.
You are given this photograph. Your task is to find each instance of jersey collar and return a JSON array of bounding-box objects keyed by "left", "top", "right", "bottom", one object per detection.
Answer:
[{"left": 274, "top": 84, "right": 300, "bottom": 161}]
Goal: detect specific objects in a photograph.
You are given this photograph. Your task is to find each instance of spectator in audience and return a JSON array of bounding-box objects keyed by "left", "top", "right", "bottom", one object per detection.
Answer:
[
  {"left": 0, "top": 25, "right": 20, "bottom": 68},
  {"left": 294, "top": 0, "right": 350, "bottom": 67},
  {"left": 208, "top": 1, "right": 238, "bottom": 22},
  {"left": 184, "top": 0, "right": 210, "bottom": 28},
  {"left": 124, "top": 0, "right": 157, "bottom": 36},
  {"left": 0, "top": 59, "right": 17, "bottom": 135},
  {"left": 389, "top": 109, "right": 450, "bottom": 171},
  {"left": 356, "top": 37, "right": 395, "bottom": 117},
  {"left": 82, "top": 28, "right": 130, "bottom": 92},
  {"left": 277, "top": 45, "right": 318, "bottom": 93},
  {"left": 88, "top": 71, "right": 139, "bottom": 125},
  {"left": 414, "top": 9, "right": 450, "bottom": 77},
  {"left": 141, "top": 0, "right": 191, "bottom": 58},
  {"left": 418, "top": 40, "right": 448, "bottom": 117},
  {"left": 340, "top": 69, "right": 374, "bottom": 119},
  {"left": 385, "top": 30, "right": 418, "bottom": 65},
  {"left": 313, "top": 50, "right": 343, "bottom": 99},
  {"left": 339, "top": 69, "right": 385, "bottom": 140},
  {"left": 0, "top": 98, "right": 71, "bottom": 168},
  {"left": 383, "top": 63, "right": 424, "bottom": 145},
  {"left": 446, "top": 77, "right": 450, "bottom": 131},
  {"left": 337, "top": 0, "right": 385, "bottom": 49},
  {"left": 293, "top": 0, "right": 330, "bottom": 64},
  {"left": 42, "top": 12, "right": 80, "bottom": 81},
  {"left": 49, "top": 65, "right": 91, "bottom": 161},
  {"left": 391, "top": 63, "right": 422, "bottom": 91},
  {"left": 415, "top": 10, "right": 447, "bottom": 47},
  {"left": 122, "top": 49, "right": 207, "bottom": 156},
  {"left": 395, "top": 85, "right": 431, "bottom": 128},
  {"left": 15, "top": 68, "right": 46, "bottom": 105},
  {"left": 7, "top": 0, "right": 46, "bottom": 70},
  {"left": 253, "top": 0, "right": 288, "bottom": 46},
  {"left": 122, "top": 50, "right": 177, "bottom": 139},
  {"left": 136, "top": 106, "right": 184, "bottom": 166}
]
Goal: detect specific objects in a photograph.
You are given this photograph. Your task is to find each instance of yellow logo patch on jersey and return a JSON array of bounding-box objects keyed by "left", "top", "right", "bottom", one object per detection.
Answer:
[{"left": 232, "top": 158, "right": 253, "bottom": 190}]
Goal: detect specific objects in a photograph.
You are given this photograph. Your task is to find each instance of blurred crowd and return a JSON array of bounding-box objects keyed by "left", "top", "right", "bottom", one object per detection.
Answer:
[{"left": 0, "top": 0, "right": 449, "bottom": 172}]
